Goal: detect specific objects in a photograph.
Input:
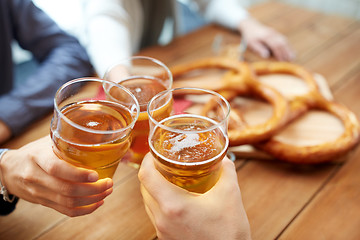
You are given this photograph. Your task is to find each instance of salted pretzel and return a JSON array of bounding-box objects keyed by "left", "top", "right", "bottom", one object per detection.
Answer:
[
  {"left": 171, "top": 57, "right": 289, "bottom": 146},
  {"left": 250, "top": 61, "right": 360, "bottom": 164}
]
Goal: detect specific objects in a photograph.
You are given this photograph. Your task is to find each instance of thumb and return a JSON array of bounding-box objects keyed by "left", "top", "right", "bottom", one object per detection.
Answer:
[
  {"left": 138, "top": 153, "right": 190, "bottom": 204},
  {"left": 207, "top": 157, "right": 241, "bottom": 197}
]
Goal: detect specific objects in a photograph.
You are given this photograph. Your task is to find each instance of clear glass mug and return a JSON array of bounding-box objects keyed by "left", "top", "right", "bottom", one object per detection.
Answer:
[
  {"left": 50, "top": 78, "right": 139, "bottom": 179},
  {"left": 148, "top": 87, "right": 230, "bottom": 193},
  {"left": 104, "top": 56, "right": 173, "bottom": 168}
]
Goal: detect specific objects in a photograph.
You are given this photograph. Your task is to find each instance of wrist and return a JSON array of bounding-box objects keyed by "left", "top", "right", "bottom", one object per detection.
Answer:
[
  {"left": 238, "top": 17, "right": 258, "bottom": 32},
  {"left": 0, "top": 148, "right": 16, "bottom": 203}
]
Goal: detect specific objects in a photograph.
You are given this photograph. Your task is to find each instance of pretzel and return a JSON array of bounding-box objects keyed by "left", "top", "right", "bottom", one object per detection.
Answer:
[
  {"left": 251, "top": 61, "right": 360, "bottom": 163},
  {"left": 171, "top": 57, "right": 289, "bottom": 146},
  {"left": 171, "top": 57, "right": 250, "bottom": 91},
  {"left": 171, "top": 58, "right": 360, "bottom": 163}
]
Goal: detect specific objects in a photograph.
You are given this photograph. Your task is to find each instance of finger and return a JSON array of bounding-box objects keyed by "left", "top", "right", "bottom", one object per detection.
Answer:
[
  {"left": 275, "top": 45, "right": 289, "bottom": 61},
  {"left": 33, "top": 136, "right": 100, "bottom": 183},
  {"left": 248, "top": 41, "right": 270, "bottom": 59},
  {"left": 49, "top": 178, "right": 113, "bottom": 197},
  {"left": 140, "top": 184, "right": 158, "bottom": 226},
  {"left": 30, "top": 183, "right": 112, "bottom": 208},
  {"left": 40, "top": 198, "right": 105, "bottom": 217},
  {"left": 283, "top": 45, "right": 296, "bottom": 61},
  {"left": 265, "top": 40, "right": 283, "bottom": 61},
  {"left": 144, "top": 204, "right": 156, "bottom": 227},
  {"left": 27, "top": 169, "right": 113, "bottom": 198},
  {"left": 18, "top": 176, "right": 112, "bottom": 209},
  {"left": 141, "top": 184, "right": 171, "bottom": 239},
  {"left": 143, "top": 198, "right": 166, "bottom": 240},
  {"left": 53, "top": 188, "right": 113, "bottom": 208},
  {"left": 37, "top": 153, "right": 100, "bottom": 183},
  {"left": 138, "top": 153, "right": 190, "bottom": 204},
  {"left": 276, "top": 38, "right": 296, "bottom": 61},
  {"left": 207, "top": 157, "right": 241, "bottom": 197},
  {"left": 263, "top": 35, "right": 293, "bottom": 61}
]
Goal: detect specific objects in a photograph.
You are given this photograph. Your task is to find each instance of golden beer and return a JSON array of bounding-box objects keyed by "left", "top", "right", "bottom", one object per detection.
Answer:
[
  {"left": 104, "top": 56, "right": 173, "bottom": 168},
  {"left": 119, "top": 77, "right": 169, "bottom": 166},
  {"left": 150, "top": 114, "right": 229, "bottom": 193},
  {"left": 51, "top": 100, "right": 134, "bottom": 179}
]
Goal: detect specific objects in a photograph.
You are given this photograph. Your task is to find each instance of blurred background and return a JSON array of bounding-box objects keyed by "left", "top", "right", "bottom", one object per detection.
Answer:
[
  {"left": 13, "top": 0, "right": 360, "bottom": 68},
  {"left": 245, "top": 0, "right": 360, "bottom": 19}
]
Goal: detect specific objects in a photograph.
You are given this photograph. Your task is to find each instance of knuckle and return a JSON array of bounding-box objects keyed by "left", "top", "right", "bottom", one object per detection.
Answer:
[
  {"left": 161, "top": 202, "right": 184, "bottom": 218},
  {"left": 21, "top": 165, "right": 39, "bottom": 186},
  {"left": 21, "top": 169, "right": 35, "bottom": 184},
  {"left": 44, "top": 160, "right": 59, "bottom": 176},
  {"left": 27, "top": 186, "right": 41, "bottom": 199},
  {"left": 25, "top": 152, "right": 36, "bottom": 162}
]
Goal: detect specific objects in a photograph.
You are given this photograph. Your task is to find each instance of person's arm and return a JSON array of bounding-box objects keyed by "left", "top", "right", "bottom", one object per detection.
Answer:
[
  {"left": 138, "top": 153, "right": 252, "bottom": 240},
  {"left": 194, "top": 0, "right": 295, "bottom": 61},
  {"left": 0, "top": 136, "right": 113, "bottom": 217},
  {"left": 0, "top": 0, "right": 93, "bottom": 141},
  {"left": 195, "top": 0, "right": 249, "bottom": 30},
  {"left": 82, "top": 0, "right": 142, "bottom": 77}
]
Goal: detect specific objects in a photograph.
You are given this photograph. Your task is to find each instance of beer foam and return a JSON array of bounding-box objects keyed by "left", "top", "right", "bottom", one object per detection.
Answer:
[
  {"left": 86, "top": 121, "right": 100, "bottom": 128},
  {"left": 169, "top": 133, "right": 200, "bottom": 153}
]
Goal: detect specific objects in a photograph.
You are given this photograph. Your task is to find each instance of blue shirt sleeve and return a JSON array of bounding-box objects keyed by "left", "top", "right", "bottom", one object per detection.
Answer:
[{"left": 0, "top": 0, "right": 94, "bottom": 136}]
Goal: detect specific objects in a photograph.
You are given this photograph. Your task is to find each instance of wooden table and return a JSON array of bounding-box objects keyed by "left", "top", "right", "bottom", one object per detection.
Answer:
[{"left": 1, "top": 2, "right": 360, "bottom": 239}]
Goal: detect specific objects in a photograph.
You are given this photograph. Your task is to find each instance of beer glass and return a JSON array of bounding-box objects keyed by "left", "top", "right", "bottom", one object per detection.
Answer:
[
  {"left": 104, "top": 56, "right": 172, "bottom": 168},
  {"left": 148, "top": 88, "right": 230, "bottom": 193},
  {"left": 50, "top": 78, "right": 140, "bottom": 179}
]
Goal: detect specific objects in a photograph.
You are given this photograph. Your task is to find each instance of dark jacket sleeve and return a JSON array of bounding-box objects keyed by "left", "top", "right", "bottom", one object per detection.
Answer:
[
  {"left": 0, "top": 0, "right": 94, "bottom": 136},
  {"left": 0, "top": 195, "right": 19, "bottom": 216}
]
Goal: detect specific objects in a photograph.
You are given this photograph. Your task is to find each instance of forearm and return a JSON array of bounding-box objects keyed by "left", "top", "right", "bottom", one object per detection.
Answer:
[
  {"left": 85, "top": 17, "right": 133, "bottom": 77},
  {"left": 0, "top": 44, "right": 92, "bottom": 136},
  {"left": 83, "top": 0, "right": 140, "bottom": 77},
  {"left": 0, "top": 0, "right": 93, "bottom": 136},
  {"left": 195, "top": 0, "right": 250, "bottom": 30}
]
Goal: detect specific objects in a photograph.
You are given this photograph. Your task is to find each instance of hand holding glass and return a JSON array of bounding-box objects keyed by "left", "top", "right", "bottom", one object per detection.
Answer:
[
  {"left": 148, "top": 88, "right": 230, "bottom": 193},
  {"left": 50, "top": 78, "right": 139, "bottom": 179}
]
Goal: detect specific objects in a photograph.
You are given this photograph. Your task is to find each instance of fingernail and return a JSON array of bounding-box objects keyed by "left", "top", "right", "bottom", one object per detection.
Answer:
[{"left": 88, "top": 172, "right": 99, "bottom": 182}]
